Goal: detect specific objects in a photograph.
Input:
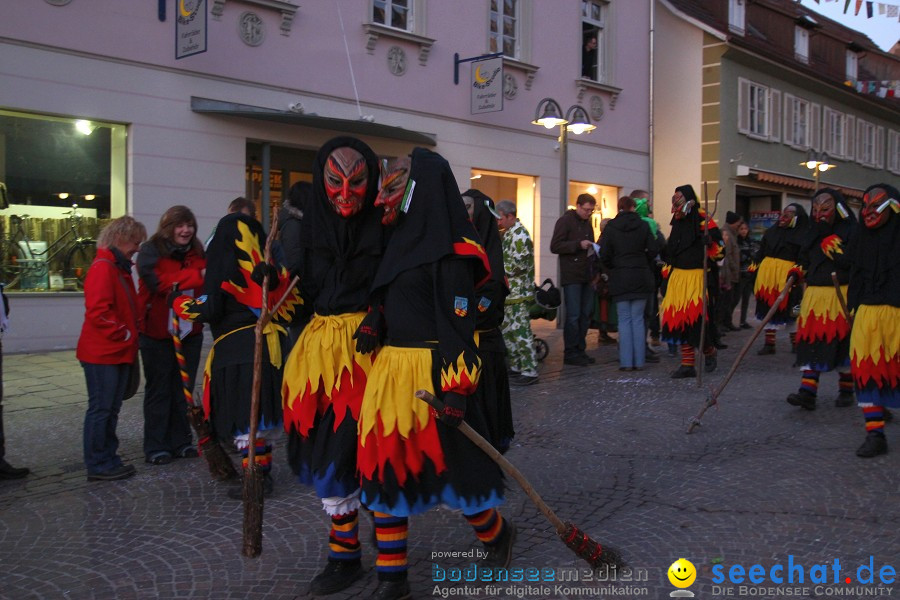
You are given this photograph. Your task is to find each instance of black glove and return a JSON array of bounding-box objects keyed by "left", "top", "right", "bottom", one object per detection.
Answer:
[
  {"left": 436, "top": 392, "right": 466, "bottom": 427},
  {"left": 352, "top": 309, "right": 384, "bottom": 354},
  {"left": 250, "top": 262, "right": 279, "bottom": 291},
  {"left": 167, "top": 284, "right": 182, "bottom": 310}
]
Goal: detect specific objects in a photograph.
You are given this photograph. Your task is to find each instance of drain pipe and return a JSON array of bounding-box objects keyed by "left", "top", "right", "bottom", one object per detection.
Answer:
[{"left": 649, "top": 0, "right": 655, "bottom": 202}]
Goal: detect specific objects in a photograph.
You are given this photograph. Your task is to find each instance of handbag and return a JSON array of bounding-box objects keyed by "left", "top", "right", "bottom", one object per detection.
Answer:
[{"left": 124, "top": 355, "right": 141, "bottom": 400}]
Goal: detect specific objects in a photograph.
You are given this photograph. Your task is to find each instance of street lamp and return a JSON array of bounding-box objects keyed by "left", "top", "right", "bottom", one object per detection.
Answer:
[
  {"left": 800, "top": 150, "right": 835, "bottom": 193},
  {"left": 532, "top": 98, "right": 596, "bottom": 214}
]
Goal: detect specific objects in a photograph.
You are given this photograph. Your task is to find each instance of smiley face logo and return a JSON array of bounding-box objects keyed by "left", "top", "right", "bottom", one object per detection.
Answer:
[{"left": 668, "top": 558, "right": 697, "bottom": 588}]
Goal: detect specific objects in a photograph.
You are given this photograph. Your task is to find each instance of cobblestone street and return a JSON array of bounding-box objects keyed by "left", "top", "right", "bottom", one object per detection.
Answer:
[{"left": 1, "top": 320, "right": 897, "bottom": 600}]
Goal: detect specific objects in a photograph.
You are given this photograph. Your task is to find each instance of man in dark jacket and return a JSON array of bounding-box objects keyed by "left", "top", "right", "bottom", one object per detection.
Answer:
[{"left": 550, "top": 193, "right": 597, "bottom": 366}]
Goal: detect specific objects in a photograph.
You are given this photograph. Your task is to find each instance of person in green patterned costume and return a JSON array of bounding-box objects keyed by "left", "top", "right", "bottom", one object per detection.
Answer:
[{"left": 496, "top": 200, "right": 539, "bottom": 386}]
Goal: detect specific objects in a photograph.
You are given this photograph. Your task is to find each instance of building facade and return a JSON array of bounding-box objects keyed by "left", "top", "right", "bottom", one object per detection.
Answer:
[
  {"left": 0, "top": 0, "right": 652, "bottom": 351},
  {"left": 654, "top": 0, "right": 900, "bottom": 237}
]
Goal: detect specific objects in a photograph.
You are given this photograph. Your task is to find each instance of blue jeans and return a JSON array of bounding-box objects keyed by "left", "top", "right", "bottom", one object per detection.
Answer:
[
  {"left": 563, "top": 283, "right": 595, "bottom": 359},
  {"left": 616, "top": 299, "right": 647, "bottom": 368},
  {"left": 82, "top": 362, "right": 130, "bottom": 474}
]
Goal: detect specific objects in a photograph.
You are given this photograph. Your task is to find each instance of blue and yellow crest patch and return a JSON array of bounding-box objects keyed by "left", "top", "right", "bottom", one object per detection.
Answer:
[
  {"left": 454, "top": 296, "right": 469, "bottom": 317},
  {"left": 477, "top": 296, "right": 491, "bottom": 313}
]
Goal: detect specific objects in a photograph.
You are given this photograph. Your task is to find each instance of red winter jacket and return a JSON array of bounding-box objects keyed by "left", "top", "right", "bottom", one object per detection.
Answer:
[
  {"left": 136, "top": 241, "right": 205, "bottom": 340},
  {"left": 76, "top": 247, "right": 141, "bottom": 365}
]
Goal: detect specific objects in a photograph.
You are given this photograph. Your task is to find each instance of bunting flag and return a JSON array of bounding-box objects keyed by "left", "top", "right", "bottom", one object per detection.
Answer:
[
  {"left": 888, "top": 4, "right": 899, "bottom": 17},
  {"left": 846, "top": 79, "right": 900, "bottom": 98},
  {"left": 855, "top": 0, "right": 863, "bottom": 14},
  {"left": 844, "top": 0, "right": 852, "bottom": 12},
  {"left": 867, "top": 1, "right": 873, "bottom": 16}
]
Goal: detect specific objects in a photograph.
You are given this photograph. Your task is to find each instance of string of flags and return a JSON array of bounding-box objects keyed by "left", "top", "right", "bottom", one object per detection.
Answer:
[
  {"left": 844, "top": 79, "right": 900, "bottom": 97},
  {"left": 814, "top": 0, "right": 900, "bottom": 19}
]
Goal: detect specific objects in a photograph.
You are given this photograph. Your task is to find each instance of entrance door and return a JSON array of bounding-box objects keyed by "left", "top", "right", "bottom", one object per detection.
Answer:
[{"left": 246, "top": 142, "right": 317, "bottom": 228}]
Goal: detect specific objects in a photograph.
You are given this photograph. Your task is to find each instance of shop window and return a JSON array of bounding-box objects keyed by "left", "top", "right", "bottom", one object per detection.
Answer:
[{"left": 0, "top": 110, "right": 126, "bottom": 292}]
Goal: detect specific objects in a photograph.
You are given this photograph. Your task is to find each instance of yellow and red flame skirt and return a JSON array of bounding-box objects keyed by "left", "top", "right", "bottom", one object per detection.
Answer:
[
  {"left": 850, "top": 304, "right": 900, "bottom": 408},
  {"left": 754, "top": 257, "right": 798, "bottom": 325},
  {"left": 282, "top": 312, "right": 374, "bottom": 500},
  {"left": 660, "top": 268, "right": 705, "bottom": 347},
  {"left": 357, "top": 344, "right": 505, "bottom": 517},
  {"left": 795, "top": 284, "right": 851, "bottom": 371}
]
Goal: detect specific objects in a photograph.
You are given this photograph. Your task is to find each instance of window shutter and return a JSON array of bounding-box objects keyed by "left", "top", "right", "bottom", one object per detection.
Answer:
[
  {"left": 769, "top": 89, "right": 781, "bottom": 142},
  {"left": 783, "top": 94, "right": 794, "bottom": 146},
  {"left": 889, "top": 131, "right": 899, "bottom": 173},
  {"left": 876, "top": 126, "right": 885, "bottom": 169},
  {"left": 738, "top": 78, "right": 750, "bottom": 134},
  {"left": 811, "top": 103, "right": 821, "bottom": 152},
  {"left": 822, "top": 108, "right": 833, "bottom": 154},
  {"left": 845, "top": 115, "right": 855, "bottom": 162}
]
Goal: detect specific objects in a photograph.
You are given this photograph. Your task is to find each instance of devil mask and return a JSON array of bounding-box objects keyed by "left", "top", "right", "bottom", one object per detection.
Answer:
[
  {"left": 671, "top": 185, "right": 696, "bottom": 220},
  {"left": 375, "top": 156, "right": 412, "bottom": 226},
  {"left": 778, "top": 205, "right": 798, "bottom": 228},
  {"left": 861, "top": 185, "right": 898, "bottom": 230},
  {"left": 323, "top": 146, "right": 369, "bottom": 218},
  {"left": 811, "top": 191, "right": 837, "bottom": 226}
]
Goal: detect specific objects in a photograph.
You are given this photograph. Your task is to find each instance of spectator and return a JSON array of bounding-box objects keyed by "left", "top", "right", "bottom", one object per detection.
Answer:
[
  {"left": 582, "top": 33, "right": 598, "bottom": 79},
  {"left": 136, "top": 206, "right": 206, "bottom": 466},
  {"left": 0, "top": 285, "right": 29, "bottom": 480},
  {"left": 736, "top": 221, "right": 758, "bottom": 329},
  {"left": 495, "top": 199, "right": 539, "bottom": 386},
  {"left": 719, "top": 211, "right": 743, "bottom": 331},
  {"left": 227, "top": 196, "right": 256, "bottom": 219},
  {"left": 550, "top": 193, "right": 597, "bottom": 366},
  {"left": 600, "top": 196, "right": 658, "bottom": 370},
  {"left": 631, "top": 189, "right": 666, "bottom": 359},
  {"left": 77, "top": 216, "right": 147, "bottom": 481},
  {"left": 592, "top": 217, "right": 616, "bottom": 345}
]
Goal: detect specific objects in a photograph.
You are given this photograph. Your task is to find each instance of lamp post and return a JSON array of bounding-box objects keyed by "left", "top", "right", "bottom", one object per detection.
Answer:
[
  {"left": 800, "top": 150, "right": 835, "bottom": 194},
  {"left": 531, "top": 98, "right": 596, "bottom": 214}
]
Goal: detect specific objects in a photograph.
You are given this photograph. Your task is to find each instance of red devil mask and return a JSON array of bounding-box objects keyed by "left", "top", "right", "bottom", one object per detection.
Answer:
[
  {"left": 811, "top": 192, "right": 836, "bottom": 226},
  {"left": 777, "top": 205, "right": 798, "bottom": 228},
  {"left": 323, "top": 147, "right": 369, "bottom": 218},
  {"left": 861, "top": 186, "right": 894, "bottom": 230},
  {"left": 375, "top": 157, "right": 411, "bottom": 226}
]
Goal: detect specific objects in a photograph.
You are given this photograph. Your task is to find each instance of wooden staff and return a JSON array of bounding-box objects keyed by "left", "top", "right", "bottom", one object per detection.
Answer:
[
  {"left": 696, "top": 186, "right": 721, "bottom": 388},
  {"left": 170, "top": 297, "right": 238, "bottom": 481},
  {"left": 416, "top": 390, "right": 624, "bottom": 569},
  {"left": 831, "top": 271, "right": 853, "bottom": 326},
  {"left": 686, "top": 275, "right": 796, "bottom": 433}
]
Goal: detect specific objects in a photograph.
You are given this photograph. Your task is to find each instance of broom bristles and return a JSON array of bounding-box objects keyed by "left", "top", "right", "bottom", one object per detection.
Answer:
[
  {"left": 560, "top": 522, "right": 626, "bottom": 569},
  {"left": 187, "top": 405, "right": 239, "bottom": 480}
]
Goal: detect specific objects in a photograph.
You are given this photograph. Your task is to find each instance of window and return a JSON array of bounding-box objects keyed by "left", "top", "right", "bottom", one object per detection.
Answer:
[
  {"left": 738, "top": 78, "right": 782, "bottom": 142},
  {"left": 888, "top": 130, "right": 900, "bottom": 174},
  {"left": 822, "top": 107, "right": 845, "bottom": 159},
  {"left": 0, "top": 109, "right": 126, "bottom": 292},
  {"left": 784, "top": 94, "right": 810, "bottom": 149},
  {"left": 373, "top": 0, "right": 412, "bottom": 31},
  {"left": 846, "top": 50, "right": 859, "bottom": 81},
  {"left": 729, "top": 0, "right": 745, "bottom": 35},
  {"left": 794, "top": 26, "right": 809, "bottom": 64},
  {"left": 856, "top": 119, "right": 877, "bottom": 167},
  {"left": 581, "top": 0, "right": 608, "bottom": 82},
  {"left": 489, "top": 0, "right": 519, "bottom": 58}
]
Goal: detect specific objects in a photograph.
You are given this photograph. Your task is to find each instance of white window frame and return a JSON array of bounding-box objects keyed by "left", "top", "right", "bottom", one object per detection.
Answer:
[
  {"left": 856, "top": 118, "right": 877, "bottom": 167},
  {"left": 846, "top": 50, "right": 859, "bottom": 81},
  {"left": 822, "top": 106, "right": 846, "bottom": 159},
  {"left": 371, "top": 0, "right": 414, "bottom": 32},
  {"left": 794, "top": 26, "right": 809, "bottom": 64},
  {"left": 888, "top": 130, "right": 900, "bottom": 174},
  {"left": 738, "top": 78, "right": 776, "bottom": 141},
  {"left": 489, "top": 0, "right": 521, "bottom": 59},
  {"left": 581, "top": 0, "right": 609, "bottom": 83},
  {"left": 729, "top": 0, "right": 745, "bottom": 35},
  {"left": 784, "top": 94, "right": 811, "bottom": 149}
]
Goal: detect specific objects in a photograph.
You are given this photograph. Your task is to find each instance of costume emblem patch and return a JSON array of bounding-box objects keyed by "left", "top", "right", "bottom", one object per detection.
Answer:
[
  {"left": 454, "top": 296, "right": 469, "bottom": 317},
  {"left": 477, "top": 296, "right": 491, "bottom": 312}
]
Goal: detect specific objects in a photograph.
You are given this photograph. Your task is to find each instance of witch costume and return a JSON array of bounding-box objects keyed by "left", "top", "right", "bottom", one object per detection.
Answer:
[
  {"left": 173, "top": 213, "right": 301, "bottom": 494},
  {"left": 279, "top": 136, "right": 384, "bottom": 595},
  {"left": 786, "top": 189, "right": 857, "bottom": 411}
]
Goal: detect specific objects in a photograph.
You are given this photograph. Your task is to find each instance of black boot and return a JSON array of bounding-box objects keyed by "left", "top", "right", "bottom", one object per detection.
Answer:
[
  {"left": 786, "top": 389, "right": 816, "bottom": 411},
  {"left": 367, "top": 579, "right": 411, "bottom": 600},
  {"left": 704, "top": 353, "right": 717, "bottom": 373},
  {"left": 671, "top": 365, "right": 697, "bottom": 379},
  {"left": 309, "top": 559, "right": 365, "bottom": 596},
  {"left": 482, "top": 519, "right": 517, "bottom": 569},
  {"left": 644, "top": 346, "right": 660, "bottom": 363},
  {"left": 856, "top": 431, "right": 887, "bottom": 458},
  {"left": 835, "top": 392, "right": 855, "bottom": 407},
  {"left": 0, "top": 459, "right": 30, "bottom": 480}
]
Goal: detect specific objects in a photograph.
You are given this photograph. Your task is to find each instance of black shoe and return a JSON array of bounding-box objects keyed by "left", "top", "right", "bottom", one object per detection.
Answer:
[
  {"left": 146, "top": 452, "right": 173, "bottom": 465},
  {"left": 757, "top": 345, "right": 776, "bottom": 355},
  {"left": 786, "top": 389, "right": 816, "bottom": 411},
  {"left": 671, "top": 365, "right": 697, "bottom": 379},
  {"left": 740, "top": 322, "right": 752, "bottom": 330},
  {"left": 227, "top": 472, "right": 274, "bottom": 499},
  {"left": 856, "top": 431, "right": 888, "bottom": 458},
  {"left": 564, "top": 355, "right": 590, "bottom": 366},
  {"left": 644, "top": 349, "right": 660, "bottom": 363},
  {"left": 835, "top": 392, "right": 855, "bottom": 407},
  {"left": 482, "top": 520, "right": 516, "bottom": 569},
  {"left": 176, "top": 445, "right": 200, "bottom": 458},
  {"left": 510, "top": 374, "right": 539, "bottom": 386},
  {"left": 582, "top": 353, "right": 596, "bottom": 364},
  {"left": 724, "top": 322, "right": 740, "bottom": 332},
  {"left": 87, "top": 464, "right": 136, "bottom": 482},
  {"left": 714, "top": 342, "right": 728, "bottom": 350},
  {"left": 309, "top": 559, "right": 365, "bottom": 596},
  {"left": 0, "top": 459, "right": 30, "bottom": 480},
  {"left": 704, "top": 354, "right": 717, "bottom": 373},
  {"left": 597, "top": 333, "right": 616, "bottom": 346},
  {"left": 367, "top": 579, "right": 411, "bottom": 600}
]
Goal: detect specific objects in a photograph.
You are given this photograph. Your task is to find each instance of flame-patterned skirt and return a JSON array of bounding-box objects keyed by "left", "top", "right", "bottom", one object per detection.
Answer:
[
  {"left": 795, "top": 284, "right": 851, "bottom": 372},
  {"left": 357, "top": 344, "right": 505, "bottom": 517},
  {"left": 282, "top": 312, "right": 374, "bottom": 500},
  {"left": 754, "top": 257, "right": 800, "bottom": 325},
  {"left": 660, "top": 268, "right": 705, "bottom": 347},
  {"left": 850, "top": 304, "right": 900, "bottom": 408}
]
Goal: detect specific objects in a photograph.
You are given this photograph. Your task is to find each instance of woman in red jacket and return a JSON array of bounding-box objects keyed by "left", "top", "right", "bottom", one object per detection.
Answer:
[
  {"left": 77, "top": 216, "right": 147, "bottom": 481},
  {"left": 137, "top": 206, "right": 206, "bottom": 465}
]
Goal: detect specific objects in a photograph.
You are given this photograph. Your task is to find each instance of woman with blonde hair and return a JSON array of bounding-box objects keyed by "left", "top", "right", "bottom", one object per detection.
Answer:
[
  {"left": 137, "top": 205, "right": 206, "bottom": 465},
  {"left": 77, "top": 215, "right": 147, "bottom": 481}
]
